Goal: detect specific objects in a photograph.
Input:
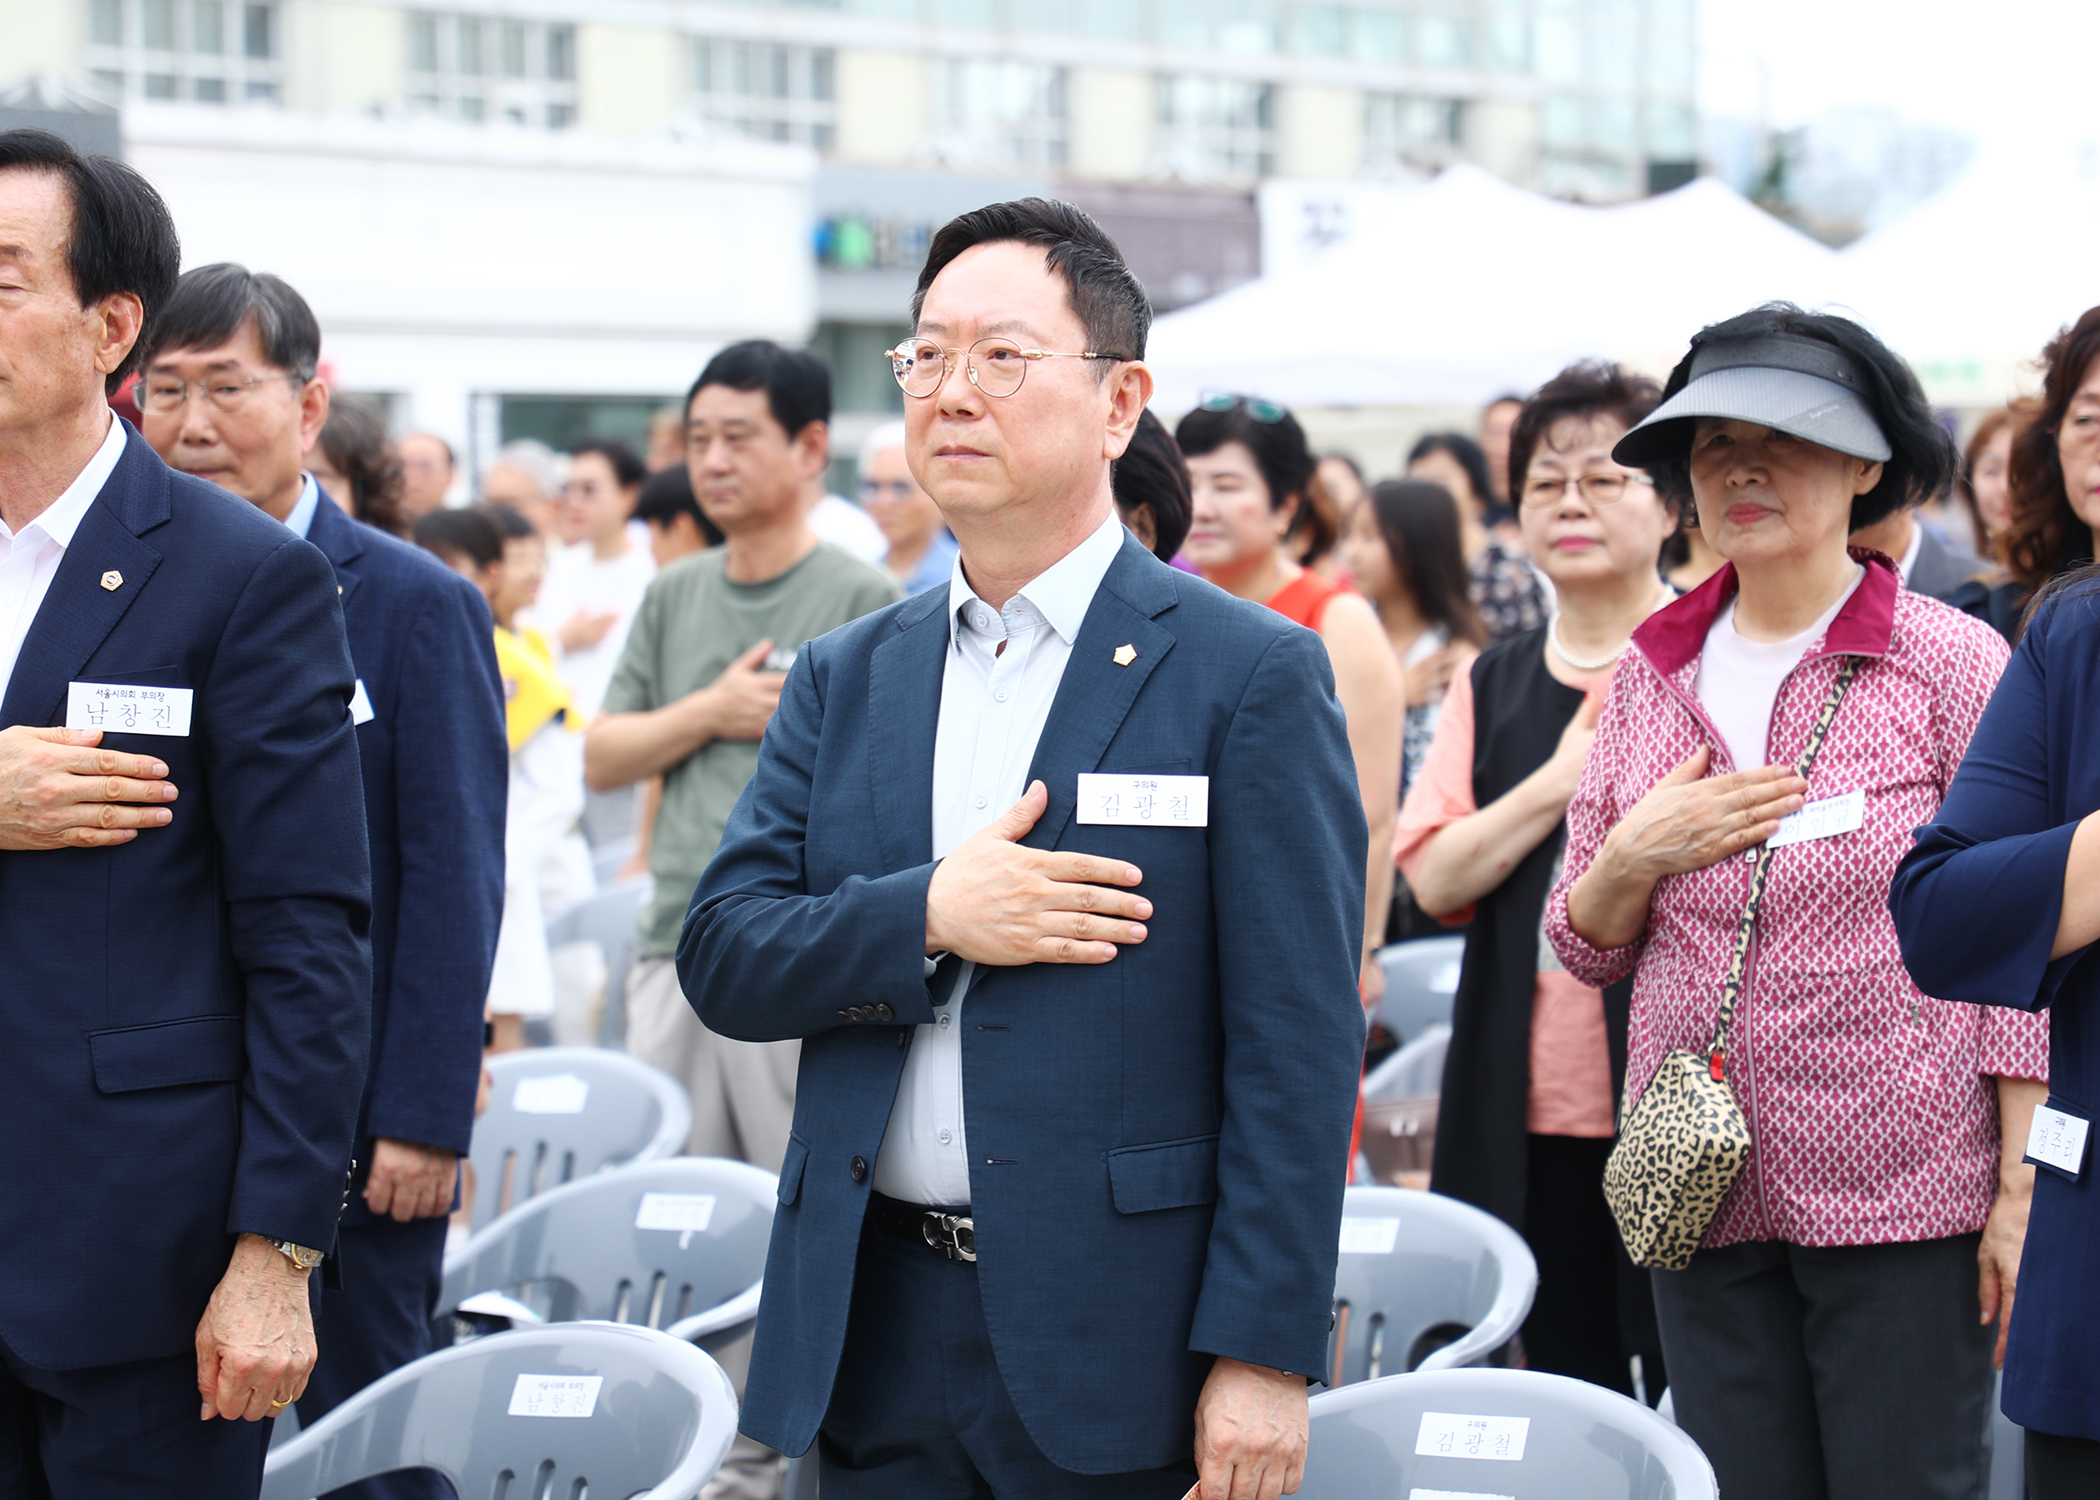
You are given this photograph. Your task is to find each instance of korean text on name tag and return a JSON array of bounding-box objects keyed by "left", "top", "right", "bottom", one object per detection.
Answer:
[
  {"left": 1767, "top": 788, "right": 1865, "bottom": 849},
  {"left": 66, "top": 682, "right": 193, "bottom": 737},
  {"left": 1075, "top": 773, "right": 1208, "bottom": 828},
  {"left": 508, "top": 1374, "right": 603, "bottom": 1419},
  {"left": 2025, "top": 1103, "right": 2090, "bottom": 1180},
  {"left": 1415, "top": 1412, "right": 1530, "bottom": 1463}
]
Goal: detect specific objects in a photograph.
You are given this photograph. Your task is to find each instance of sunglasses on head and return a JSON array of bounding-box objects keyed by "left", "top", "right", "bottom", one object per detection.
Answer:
[{"left": 1197, "top": 391, "right": 1287, "bottom": 424}]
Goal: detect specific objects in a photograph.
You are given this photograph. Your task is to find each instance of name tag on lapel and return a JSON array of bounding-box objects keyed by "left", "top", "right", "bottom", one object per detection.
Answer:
[
  {"left": 1076, "top": 773, "right": 1208, "bottom": 827},
  {"left": 2025, "top": 1101, "right": 2091, "bottom": 1181},
  {"left": 350, "top": 679, "right": 375, "bottom": 725},
  {"left": 67, "top": 681, "right": 193, "bottom": 737}
]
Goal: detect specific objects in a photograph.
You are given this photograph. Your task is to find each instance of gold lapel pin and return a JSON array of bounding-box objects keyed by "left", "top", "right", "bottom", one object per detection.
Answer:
[
  {"left": 1113, "top": 644, "right": 1137, "bottom": 667},
  {"left": 100, "top": 570, "right": 122, "bottom": 591}
]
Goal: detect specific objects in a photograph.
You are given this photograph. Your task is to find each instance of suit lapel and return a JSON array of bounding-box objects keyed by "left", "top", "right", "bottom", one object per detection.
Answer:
[
  {"left": 868, "top": 590, "right": 951, "bottom": 870},
  {"left": 0, "top": 430, "right": 167, "bottom": 729},
  {"left": 306, "top": 494, "right": 366, "bottom": 612}
]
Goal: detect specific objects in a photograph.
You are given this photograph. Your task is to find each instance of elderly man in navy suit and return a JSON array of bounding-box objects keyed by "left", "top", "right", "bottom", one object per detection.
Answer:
[
  {"left": 683, "top": 199, "right": 1367, "bottom": 1499},
  {"left": 0, "top": 132, "right": 372, "bottom": 1496},
  {"left": 139, "top": 264, "right": 507, "bottom": 1500}
]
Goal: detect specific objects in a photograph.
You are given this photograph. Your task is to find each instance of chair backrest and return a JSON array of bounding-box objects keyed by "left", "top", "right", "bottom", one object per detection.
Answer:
[
  {"left": 1327, "top": 1185, "right": 1536, "bottom": 1384},
  {"left": 1362, "top": 1024, "right": 1450, "bottom": 1103},
  {"left": 261, "top": 1323, "right": 738, "bottom": 1500},
  {"left": 543, "top": 881, "right": 652, "bottom": 1049},
  {"left": 590, "top": 840, "right": 638, "bottom": 889},
  {"left": 1376, "top": 935, "right": 1465, "bottom": 1047},
  {"left": 441, "top": 1157, "right": 776, "bottom": 1353},
  {"left": 468, "top": 1047, "right": 692, "bottom": 1231},
  {"left": 1297, "top": 1366, "right": 1717, "bottom": 1500}
]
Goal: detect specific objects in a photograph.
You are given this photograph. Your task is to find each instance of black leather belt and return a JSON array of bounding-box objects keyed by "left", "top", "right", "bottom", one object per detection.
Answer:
[{"left": 868, "top": 1191, "right": 976, "bottom": 1263}]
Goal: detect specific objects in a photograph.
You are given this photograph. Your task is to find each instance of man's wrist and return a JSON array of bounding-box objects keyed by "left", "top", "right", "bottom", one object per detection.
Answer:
[{"left": 236, "top": 1231, "right": 319, "bottom": 1276}]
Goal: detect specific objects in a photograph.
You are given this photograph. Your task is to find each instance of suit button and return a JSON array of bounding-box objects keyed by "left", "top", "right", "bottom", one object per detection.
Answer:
[
  {"left": 850, "top": 1156, "right": 868, "bottom": 1182},
  {"left": 874, "top": 1004, "right": 894, "bottom": 1022}
]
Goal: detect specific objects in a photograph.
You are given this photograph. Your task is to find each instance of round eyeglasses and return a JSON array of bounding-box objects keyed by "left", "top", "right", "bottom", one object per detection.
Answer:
[
  {"left": 139, "top": 372, "right": 305, "bottom": 416},
  {"left": 1521, "top": 471, "right": 1657, "bottom": 508},
  {"left": 885, "top": 338, "right": 1129, "bottom": 400}
]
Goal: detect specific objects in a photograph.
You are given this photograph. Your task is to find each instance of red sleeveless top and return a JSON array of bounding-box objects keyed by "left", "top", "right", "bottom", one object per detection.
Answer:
[{"left": 1265, "top": 569, "right": 1346, "bottom": 630}]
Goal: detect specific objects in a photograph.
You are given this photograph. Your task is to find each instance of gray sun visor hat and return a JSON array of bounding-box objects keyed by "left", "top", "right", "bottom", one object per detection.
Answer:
[{"left": 1612, "top": 332, "right": 1893, "bottom": 467}]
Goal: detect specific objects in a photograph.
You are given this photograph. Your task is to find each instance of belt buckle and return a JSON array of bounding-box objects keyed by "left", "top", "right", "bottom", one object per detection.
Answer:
[{"left": 920, "top": 1211, "right": 976, "bottom": 1263}]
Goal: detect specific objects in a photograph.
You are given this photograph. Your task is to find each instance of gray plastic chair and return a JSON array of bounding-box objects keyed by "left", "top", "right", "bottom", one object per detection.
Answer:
[
  {"left": 1297, "top": 1366, "right": 1716, "bottom": 1499},
  {"left": 441, "top": 1157, "right": 776, "bottom": 1354},
  {"left": 1362, "top": 1024, "right": 1450, "bottom": 1104},
  {"left": 1376, "top": 935, "right": 1465, "bottom": 1047},
  {"left": 469, "top": 1047, "right": 692, "bottom": 1231},
  {"left": 1358, "top": 1025, "right": 1451, "bottom": 1185},
  {"left": 1327, "top": 1184, "right": 1537, "bottom": 1385},
  {"left": 1989, "top": 1371, "right": 2024, "bottom": 1500},
  {"left": 543, "top": 880, "right": 653, "bottom": 1047},
  {"left": 261, "top": 1323, "right": 738, "bottom": 1500}
]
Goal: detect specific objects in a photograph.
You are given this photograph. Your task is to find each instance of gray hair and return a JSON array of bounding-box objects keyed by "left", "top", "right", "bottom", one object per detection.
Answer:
[
  {"left": 858, "top": 419, "right": 909, "bottom": 476},
  {"left": 486, "top": 438, "right": 562, "bottom": 498}
]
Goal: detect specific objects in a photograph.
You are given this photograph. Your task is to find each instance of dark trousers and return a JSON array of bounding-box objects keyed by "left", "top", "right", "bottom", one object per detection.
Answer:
[
  {"left": 1521, "top": 1134, "right": 1666, "bottom": 1400},
  {"left": 0, "top": 1336, "right": 271, "bottom": 1499},
  {"left": 817, "top": 1214, "right": 1199, "bottom": 1499},
  {"left": 299, "top": 1216, "right": 450, "bottom": 1500},
  {"left": 2026, "top": 1427, "right": 2100, "bottom": 1499},
  {"left": 1652, "top": 1235, "right": 1994, "bottom": 1500}
]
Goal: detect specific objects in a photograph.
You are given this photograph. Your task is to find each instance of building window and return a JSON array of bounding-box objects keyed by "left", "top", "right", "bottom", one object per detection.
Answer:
[
  {"left": 406, "top": 12, "right": 579, "bottom": 128},
  {"left": 929, "top": 59, "right": 1067, "bottom": 169},
  {"left": 1157, "top": 75, "right": 1275, "bottom": 179},
  {"left": 84, "top": 0, "right": 281, "bottom": 106},
  {"left": 1363, "top": 92, "right": 1461, "bottom": 171},
  {"left": 687, "top": 37, "right": 838, "bottom": 151}
]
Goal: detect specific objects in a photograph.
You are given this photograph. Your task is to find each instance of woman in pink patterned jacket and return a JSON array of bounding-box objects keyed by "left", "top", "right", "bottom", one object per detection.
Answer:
[{"left": 1545, "top": 305, "right": 2049, "bottom": 1500}]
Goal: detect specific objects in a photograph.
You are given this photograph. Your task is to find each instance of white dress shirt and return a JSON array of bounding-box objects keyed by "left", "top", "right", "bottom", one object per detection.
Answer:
[
  {"left": 872, "top": 509, "right": 1127, "bottom": 1206},
  {"left": 0, "top": 413, "right": 127, "bottom": 705},
  {"left": 284, "top": 471, "right": 322, "bottom": 540}
]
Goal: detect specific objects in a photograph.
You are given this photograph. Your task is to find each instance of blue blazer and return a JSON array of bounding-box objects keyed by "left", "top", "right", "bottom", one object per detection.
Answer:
[
  {"left": 681, "top": 534, "right": 1367, "bottom": 1473},
  {"left": 306, "top": 498, "right": 505, "bottom": 1222},
  {"left": 0, "top": 425, "right": 372, "bottom": 1371},
  {"left": 1892, "top": 578, "right": 2100, "bottom": 1442}
]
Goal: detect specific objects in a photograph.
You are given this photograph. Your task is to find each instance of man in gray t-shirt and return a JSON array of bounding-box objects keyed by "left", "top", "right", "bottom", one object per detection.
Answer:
[{"left": 587, "top": 343, "right": 900, "bottom": 1178}]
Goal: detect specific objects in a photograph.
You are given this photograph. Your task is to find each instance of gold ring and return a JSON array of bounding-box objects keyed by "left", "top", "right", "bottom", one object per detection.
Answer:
[{"left": 269, "top": 1397, "right": 291, "bottom": 1408}]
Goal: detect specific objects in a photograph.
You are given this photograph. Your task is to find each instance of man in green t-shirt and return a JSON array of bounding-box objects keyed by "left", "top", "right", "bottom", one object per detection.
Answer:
[{"left": 587, "top": 342, "right": 901, "bottom": 1177}]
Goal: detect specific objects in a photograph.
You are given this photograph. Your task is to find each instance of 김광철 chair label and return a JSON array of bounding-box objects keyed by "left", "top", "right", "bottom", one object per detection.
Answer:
[{"left": 1415, "top": 1412, "right": 1529, "bottom": 1462}]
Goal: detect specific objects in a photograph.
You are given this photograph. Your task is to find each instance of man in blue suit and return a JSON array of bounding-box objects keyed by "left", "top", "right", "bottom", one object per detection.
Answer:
[
  {"left": 682, "top": 199, "right": 1367, "bottom": 1499},
  {"left": 139, "top": 264, "right": 507, "bottom": 1499},
  {"left": 0, "top": 132, "right": 372, "bottom": 1494}
]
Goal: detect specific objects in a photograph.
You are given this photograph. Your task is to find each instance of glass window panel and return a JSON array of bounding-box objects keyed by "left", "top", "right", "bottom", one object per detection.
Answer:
[
  {"left": 194, "top": 76, "right": 226, "bottom": 101},
  {"left": 1646, "top": 101, "right": 1694, "bottom": 157},
  {"left": 1159, "top": 0, "right": 1209, "bottom": 48},
  {"left": 408, "top": 13, "right": 439, "bottom": 72},
  {"left": 1415, "top": 15, "right": 1470, "bottom": 67},
  {"left": 1646, "top": 31, "right": 1693, "bottom": 94},
  {"left": 93, "top": 68, "right": 125, "bottom": 95},
  {"left": 1594, "top": 96, "right": 1637, "bottom": 150},
  {"left": 768, "top": 46, "right": 790, "bottom": 99},
  {"left": 730, "top": 44, "right": 751, "bottom": 96},
  {"left": 457, "top": 18, "right": 484, "bottom": 75},
  {"left": 91, "top": 0, "right": 122, "bottom": 46},
  {"left": 692, "top": 39, "right": 712, "bottom": 90},
  {"left": 547, "top": 25, "right": 575, "bottom": 82},
  {"left": 848, "top": 0, "right": 919, "bottom": 16},
  {"left": 458, "top": 95, "right": 484, "bottom": 122},
  {"left": 501, "top": 21, "right": 526, "bottom": 77},
  {"left": 1079, "top": 0, "right": 1142, "bottom": 37},
  {"left": 812, "top": 50, "right": 835, "bottom": 101},
  {"left": 1488, "top": 15, "right": 1529, "bottom": 70},
  {"left": 936, "top": 0, "right": 994, "bottom": 25},
  {"left": 142, "top": 0, "right": 175, "bottom": 51},
  {"left": 549, "top": 102, "right": 575, "bottom": 128},
  {"left": 1295, "top": 4, "right": 1347, "bottom": 55},
  {"left": 1542, "top": 93, "right": 1585, "bottom": 146},
  {"left": 194, "top": 0, "right": 224, "bottom": 52},
  {"left": 1588, "top": 26, "right": 1635, "bottom": 88},
  {"left": 244, "top": 3, "right": 273, "bottom": 59},
  {"left": 145, "top": 73, "right": 178, "bottom": 98},
  {"left": 1357, "top": 11, "right": 1403, "bottom": 63},
  {"left": 244, "top": 79, "right": 279, "bottom": 101},
  {"left": 1534, "top": 16, "right": 1580, "bottom": 80}
]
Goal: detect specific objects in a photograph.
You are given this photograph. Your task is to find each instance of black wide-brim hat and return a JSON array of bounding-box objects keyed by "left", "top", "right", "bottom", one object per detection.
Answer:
[{"left": 1612, "top": 332, "right": 1892, "bottom": 467}]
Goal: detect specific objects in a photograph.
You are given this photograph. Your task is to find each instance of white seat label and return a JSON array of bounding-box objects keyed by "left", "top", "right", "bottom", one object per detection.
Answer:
[
  {"left": 2026, "top": 1103, "right": 2090, "bottom": 1179},
  {"left": 67, "top": 681, "right": 192, "bottom": 737},
  {"left": 508, "top": 1373, "right": 603, "bottom": 1418},
  {"left": 1415, "top": 1412, "right": 1529, "bottom": 1462},
  {"left": 636, "top": 1192, "right": 716, "bottom": 1231},
  {"left": 1076, "top": 774, "right": 1208, "bottom": 827},
  {"left": 512, "top": 1073, "right": 590, "bottom": 1114},
  {"left": 1767, "top": 789, "right": 1865, "bottom": 848},
  {"left": 1410, "top": 1491, "right": 1517, "bottom": 1500},
  {"left": 1338, "top": 1216, "right": 1401, "bottom": 1255}
]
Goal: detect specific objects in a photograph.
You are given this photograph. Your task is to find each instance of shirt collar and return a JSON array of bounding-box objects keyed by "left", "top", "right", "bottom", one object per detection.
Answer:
[
  {"left": 1896, "top": 517, "right": 1924, "bottom": 585},
  {"left": 283, "top": 473, "right": 322, "bottom": 540},
  {"left": 11, "top": 410, "right": 126, "bottom": 549},
  {"left": 1633, "top": 545, "right": 1902, "bottom": 676},
  {"left": 947, "top": 510, "right": 1125, "bottom": 650}
]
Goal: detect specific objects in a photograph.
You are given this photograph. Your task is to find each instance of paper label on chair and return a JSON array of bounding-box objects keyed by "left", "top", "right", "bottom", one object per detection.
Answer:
[
  {"left": 512, "top": 1072, "right": 590, "bottom": 1114},
  {"left": 1337, "top": 1216, "right": 1401, "bottom": 1254},
  {"left": 1414, "top": 1412, "right": 1529, "bottom": 1462},
  {"left": 508, "top": 1374, "right": 603, "bottom": 1418},
  {"left": 635, "top": 1192, "right": 717, "bottom": 1232},
  {"left": 1409, "top": 1490, "right": 1517, "bottom": 1500}
]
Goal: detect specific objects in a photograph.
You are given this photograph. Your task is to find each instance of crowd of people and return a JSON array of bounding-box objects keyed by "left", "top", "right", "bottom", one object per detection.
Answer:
[{"left": 8, "top": 122, "right": 2100, "bottom": 1500}]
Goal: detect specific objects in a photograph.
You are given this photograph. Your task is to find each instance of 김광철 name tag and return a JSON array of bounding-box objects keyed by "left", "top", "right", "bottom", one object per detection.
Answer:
[
  {"left": 1766, "top": 788, "right": 1865, "bottom": 849},
  {"left": 2025, "top": 1102, "right": 2091, "bottom": 1180},
  {"left": 67, "top": 681, "right": 192, "bottom": 737},
  {"left": 1415, "top": 1412, "right": 1529, "bottom": 1463},
  {"left": 1076, "top": 774, "right": 1208, "bottom": 828}
]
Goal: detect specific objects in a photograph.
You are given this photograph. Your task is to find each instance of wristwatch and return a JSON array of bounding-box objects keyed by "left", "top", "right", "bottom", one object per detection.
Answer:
[{"left": 267, "top": 1238, "right": 325, "bottom": 1271}]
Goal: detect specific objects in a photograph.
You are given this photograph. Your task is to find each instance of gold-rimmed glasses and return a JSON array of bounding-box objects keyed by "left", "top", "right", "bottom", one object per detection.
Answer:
[
  {"left": 884, "top": 337, "right": 1129, "bottom": 399},
  {"left": 1521, "top": 471, "right": 1656, "bottom": 508},
  {"left": 139, "top": 372, "right": 304, "bottom": 416}
]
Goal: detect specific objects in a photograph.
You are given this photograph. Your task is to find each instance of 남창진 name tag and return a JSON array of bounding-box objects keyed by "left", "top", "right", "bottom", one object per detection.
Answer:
[
  {"left": 67, "top": 681, "right": 192, "bottom": 737},
  {"left": 1766, "top": 788, "right": 1865, "bottom": 848},
  {"left": 1075, "top": 773, "right": 1208, "bottom": 828},
  {"left": 2025, "top": 1101, "right": 2091, "bottom": 1180}
]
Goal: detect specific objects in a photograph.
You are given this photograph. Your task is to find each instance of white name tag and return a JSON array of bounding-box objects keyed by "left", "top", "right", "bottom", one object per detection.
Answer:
[
  {"left": 1338, "top": 1216, "right": 1402, "bottom": 1255},
  {"left": 349, "top": 679, "right": 374, "bottom": 725},
  {"left": 1410, "top": 1490, "right": 1517, "bottom": 1500},
  {"left": 507, "top": 1373, "right": 602, "bottom": 1418},
  {"left": 512, "top": 1073, "right": 589, "bottom": 1114},
  {"left": 66, "top": 681, "right": 192, "bottom": 737},
  {"left": 1767, "top": 788, "right": 1866, "bottom": 848},
  {"left": 635, "top": 1192, "right": 716, "bottom": 1232},
  {"left": 2026, "top": 1103, "right": 2090, "bottom": 1179},
  {"left": 1075, "top": 773, "right": 1208, "bottom": 827},
  {"left": 1415, "top": 1412, "right": 1529, "bottom": 1463}
]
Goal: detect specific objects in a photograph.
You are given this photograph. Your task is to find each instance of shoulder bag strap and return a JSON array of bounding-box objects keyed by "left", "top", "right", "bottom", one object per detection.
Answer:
[{"left": 1705, "top": 655, "right": 1864, "bottom": 1072}]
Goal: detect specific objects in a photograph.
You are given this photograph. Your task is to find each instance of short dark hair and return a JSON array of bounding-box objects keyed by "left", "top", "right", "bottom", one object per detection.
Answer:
[
  {"left": 1367, "top": 479, "right": 1486, "bottom": 649},
  {"left": 1112, "top": 408, "right": 1192, "bottom": 561},
  {"left": 0, "top": 129, "right": 181, "bottom": 394},
  {"left": 1644, "top": 304, "right": 1954, "bottom": 532},
  {"left": 913, "top": 198, "right": 1151, "bottom": 365},
  {"left": 481, "top": 503, "right": 538, "bottom": 542},
  {"left": 1507, "top": 361, "right": 1664, "bottom": 507},
  {"left": 412, "top": 507, "right": 501, "bottom": 572},
  {"left": 633, "top": 461, "right": 723, "bottom": 548},
  {"left": 313, "top": 401, "right": 406, "bottom": 537},
  {"left": 688, "top": 340, "right": 829, "bottom": 440},
  {"left": 570, "top": 438, "right": 646, "bottom": 491},
  {"left": 139, "top": 262, "right": 319, "bottom": 381},
  {"left": 1176, "top": 397, "right": 1336, "bottom": 565},
  {"left": 1406, "top": 432, "right": 1494, "bottom": 512}
]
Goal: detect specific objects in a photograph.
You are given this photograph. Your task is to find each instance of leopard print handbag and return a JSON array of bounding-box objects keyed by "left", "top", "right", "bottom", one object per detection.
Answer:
[{"left": 1602, "top": 657, "right": 1862, "bottom": 1271}]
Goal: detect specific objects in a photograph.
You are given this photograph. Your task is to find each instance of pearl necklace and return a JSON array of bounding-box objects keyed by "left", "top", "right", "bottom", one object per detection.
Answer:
[{"left": 1547, "top": 584, "right": 1675, "bottom": 672}]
